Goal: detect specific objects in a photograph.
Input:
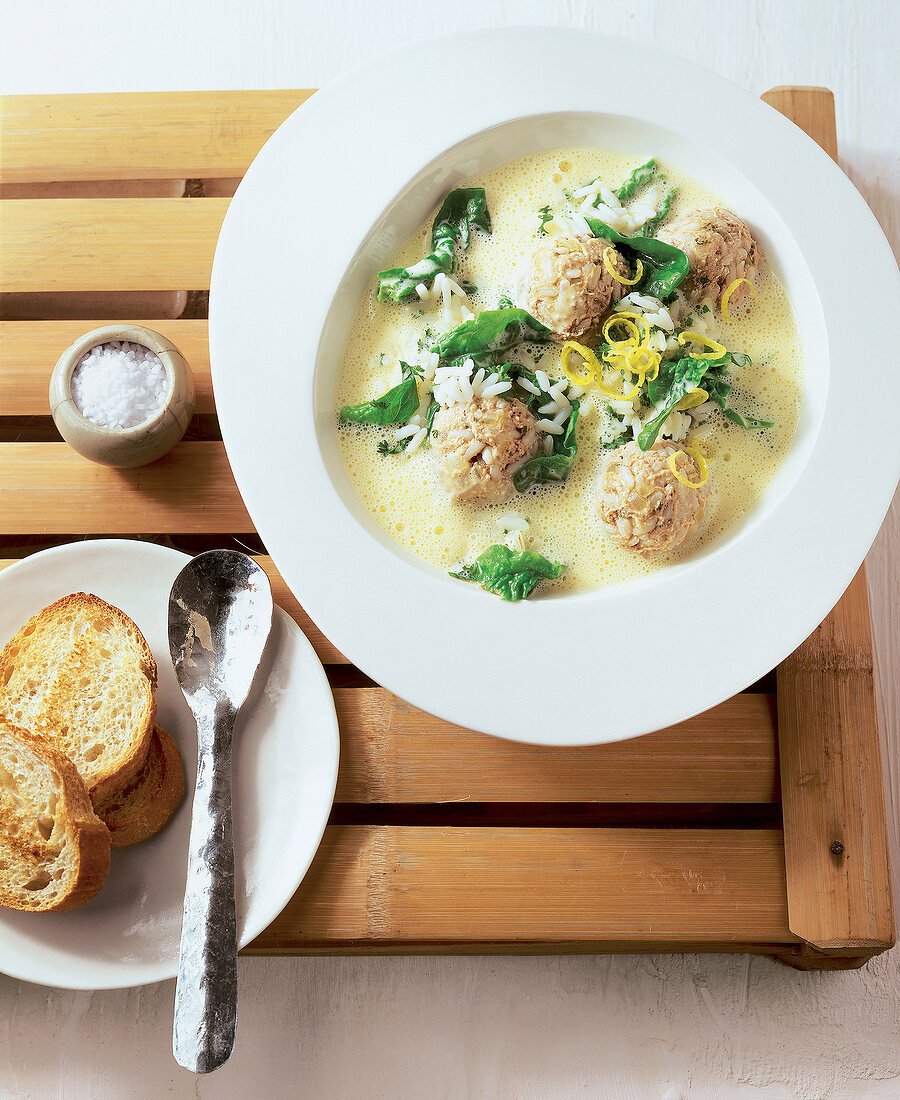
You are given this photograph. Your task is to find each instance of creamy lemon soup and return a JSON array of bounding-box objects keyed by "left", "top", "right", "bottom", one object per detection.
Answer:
[{"left": 336, "top": 148, "right": 803, "bottom": 598}]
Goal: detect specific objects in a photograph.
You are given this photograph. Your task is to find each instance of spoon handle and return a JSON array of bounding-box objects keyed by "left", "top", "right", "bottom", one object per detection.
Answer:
[{"left": 173, "top": 705, "right": 237, "bottom": 1074}]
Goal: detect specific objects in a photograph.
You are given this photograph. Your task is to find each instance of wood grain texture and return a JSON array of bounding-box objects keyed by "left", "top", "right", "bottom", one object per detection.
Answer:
[
  {"left": 0, "top": 91, "right": 311, "bottom": 183},
  {"left": 762, "top": 86, "right": 895, "bottom": 955},
  {"left": 253, "top": 555, "right": 348, "bottom": 664},
  {"left": 0, "top": 319, "right": 214, "bottom": 415},
  {"left": 0, "top": 549, "right": 774, "bottom": 802},
  {"left": 0, "top": 442, "right": 252, "bottom": 533},
  {"left": 245, "top": 825, "right": 793, "bottom": 951},
  {"left": 332, "top": 689, "right": 778, "bottom": 804},
  {"left": 1, "top": 4, "right": 898, "bottom": 1090},
  {"left": 761, "top": 86, "right": 839, "bottom": 160},
  {"left": 777, "top": 568, "right": 895, "bottom": 951},
  {"left": 0, "top": 85, "right": 892, "bottom": 981},
  {"left": 0, "top": 553, "right": 347, "bottom": 665},
  {"left": 0, "top": 198, "right": 228, "bottom": 292}
]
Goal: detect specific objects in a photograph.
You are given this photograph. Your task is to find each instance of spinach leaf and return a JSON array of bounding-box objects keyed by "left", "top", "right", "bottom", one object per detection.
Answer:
[
  {"left": 450, "top": 544, "right": 565, "bottom": 602},
  {"left": 374, "top": 397, "right": 440, "bottom": 456},
  {"left": 614, "top": 158, "right": 657, "bottom": 202},
  {"left": 497, "top": 293, "right": 515, "bottom": 309},
  {"left": 699, "top": 369, "right": 770, "bottom": 429},
  {"left": 423, "top": 396, "right": 440, "bottom": 444},
  {"left": 638, "top": 357, "right": 710, "bottom": 450},
  {"left": 703, "top": 359, "right": 774, "bottom": 431},
  {"left": 513, "top": 401, "right": 581, "bottom": 492},
  {"left": 581, "top": 159, "right": 655, "bottom": 207},
  {"left": 432, "top": 308, "right": 550, "bottom": 364},
  {"left": 725, "top": 350, "right": 751, "bottom": 368},
  {"left": 722, "top": 408, "right": 774, "bottom": 430},
  {"left": 433, "top": 187, "right": 491, "bottom": 252},
  {"left": 492, "top": 360, "right": 518, "bottom": 383},
  {"left": 646, "top": 355, "right": 774, "bottom": 445},
  {"left": 339, "top": 362, "right": 420, "bottom": 426},
  {"left": 699, "top": 368, "right": 731, "bottom": 408},
  {"left": 637, "top": 184, "right": 677, "bottom": 237},
  {"left": 646, "top": 356, "right": 677, "bottom": 407},
  {"left": 377, "top": 188, "right": 491, "bottom": 303},
  {"left": 585, "top": 218, "right": 689, "bottom": 300},
  {"left": 377, "top": 257, "right": 445, "bottom": 304},
  {"left": 698, "top": 351, "right": 749, "bottom": 395}
]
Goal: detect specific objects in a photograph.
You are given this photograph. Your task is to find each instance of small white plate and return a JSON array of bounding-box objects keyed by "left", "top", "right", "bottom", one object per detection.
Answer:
[{"left": 0, "top": 540, "right": 339, "bottom": 990}]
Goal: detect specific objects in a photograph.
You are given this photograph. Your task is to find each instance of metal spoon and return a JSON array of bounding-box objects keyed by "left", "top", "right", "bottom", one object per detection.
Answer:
[{"left": 168, "top": 550, "right": 273, "bottom": 1074}]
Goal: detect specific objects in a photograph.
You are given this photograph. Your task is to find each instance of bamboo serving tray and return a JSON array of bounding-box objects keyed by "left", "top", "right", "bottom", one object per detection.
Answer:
[{"left": 0, "top": 86, "right": 894, "bottom": 970}]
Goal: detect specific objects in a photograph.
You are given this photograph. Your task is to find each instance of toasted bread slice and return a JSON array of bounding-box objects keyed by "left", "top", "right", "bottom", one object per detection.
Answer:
[
  {"left": 0, "top": 719, "right": 111, "bottom": 912},
  {"left": 93, "top": 724, "right": 184, "bottom": 847},
  {"left": 0, "top": 593, "right": 157, "bottom": 807}
]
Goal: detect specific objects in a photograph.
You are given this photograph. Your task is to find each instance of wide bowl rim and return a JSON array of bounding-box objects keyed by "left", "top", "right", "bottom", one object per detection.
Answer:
[{"left": 209, "top": 27, "right": 900, "bottom": 746}]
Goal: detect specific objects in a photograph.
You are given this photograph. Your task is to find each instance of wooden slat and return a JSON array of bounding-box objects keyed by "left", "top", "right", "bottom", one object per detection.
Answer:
[
  {"left": 333, "top": 689, "right": 778, "bottom": 804},
  {"left": 0, "top": 86, "right": 892, "bottom": 970},
  {"left": 253, "top": 555, "right": 347, "bottom": 665},
  {"left": 762, "top": 85, "right": 894, "bottom": 956},
  {"left": 0, "top": 319, "right": 214, "bottom": 415},
  {"left": 0, "top": 549, "right": 775, "bottom": 798},
  {"left": 0, "top": 91, "right": 311, "bottom": 183},
  {"left": 777, "top": 568, "right": 895, "bottom": 952},
  {"left": 0, "top": 554, "right": 348, "bottom": 666},
  {"left": 0, "top": 198, "right": 228, "bottom": 292},
  {"left": 246, "top": 825, "right": 793, "bottom": 952},
  {"left": 0, "top": 442, "right": 251, "bottom": 533},
  {"left": 761, "top": 86, "right": 839, "bottom": 160}
]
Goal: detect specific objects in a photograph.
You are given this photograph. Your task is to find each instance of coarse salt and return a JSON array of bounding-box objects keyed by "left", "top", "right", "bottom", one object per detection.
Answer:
[{"left": 71, "top": 341, "right": 168, "bottom": 430}]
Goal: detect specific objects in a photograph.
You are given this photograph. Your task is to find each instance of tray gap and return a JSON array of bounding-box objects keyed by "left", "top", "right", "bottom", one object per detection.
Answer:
[{"left": 328, "top": 802, "right": 783, "bottom": 829}]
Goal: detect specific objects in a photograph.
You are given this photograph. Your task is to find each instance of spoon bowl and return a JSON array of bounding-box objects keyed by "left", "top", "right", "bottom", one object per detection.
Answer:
[{"left": 169, "top": 549, "right": 273, "bottom": 713}]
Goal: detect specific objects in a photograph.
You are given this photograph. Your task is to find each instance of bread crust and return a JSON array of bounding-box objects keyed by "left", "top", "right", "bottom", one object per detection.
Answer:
[
  {"left": 0, "top": 593, "right": 157, "bottom": 807},
  {"left": 94, "top": 724, "right": 185, "bottom": 847},
  {"left": 0, "top": 720, "right": 111, "bottom": 912}
]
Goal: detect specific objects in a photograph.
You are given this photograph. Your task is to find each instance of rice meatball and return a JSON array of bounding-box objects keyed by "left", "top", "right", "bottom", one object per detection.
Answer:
[
  {"left": 524, "top": 235, "right": 631, "bottom": 341},
  {"left": 657, "top": 207, "right": 761, "bottom": 311},
  {"left": 431, "top": 395, "right": 540, "bottom": 504},
  {"left": 595, "top": 440, "right": 709, "bottom": 553}
]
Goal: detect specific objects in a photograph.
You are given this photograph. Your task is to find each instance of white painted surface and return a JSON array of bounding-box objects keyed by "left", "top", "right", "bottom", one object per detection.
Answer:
[{"left": 1, "top": 1, "right": 898, "bottom": 1096}]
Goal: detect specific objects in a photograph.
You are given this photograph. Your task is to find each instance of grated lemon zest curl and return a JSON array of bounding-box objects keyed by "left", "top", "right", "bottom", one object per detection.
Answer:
[
  {"left": 602, "top": 314, "right": 642, "bottom": 348},
  {"left": 603, "top": 247, "right": 643, "bottom": 286},
  {"left": 604, "top": 345, "right": 660, "bottom": 386},
  {"left": 668, "top": 441, "right": 709, "bottom": 488},
  {"left": 561, "top": 341, "right": 649, "bottom": 401},
  {"left": 560, "top": 340, "right": 599, "bottom": 386},
  {"left": 561, "top": 341, "right": 631, "bottom": 399},
  {"left": 721, "top": 278, "right": 755, "bottom": 322},
  {"left": 677, "top": 331, "right": 727, "bottom": 360}
]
